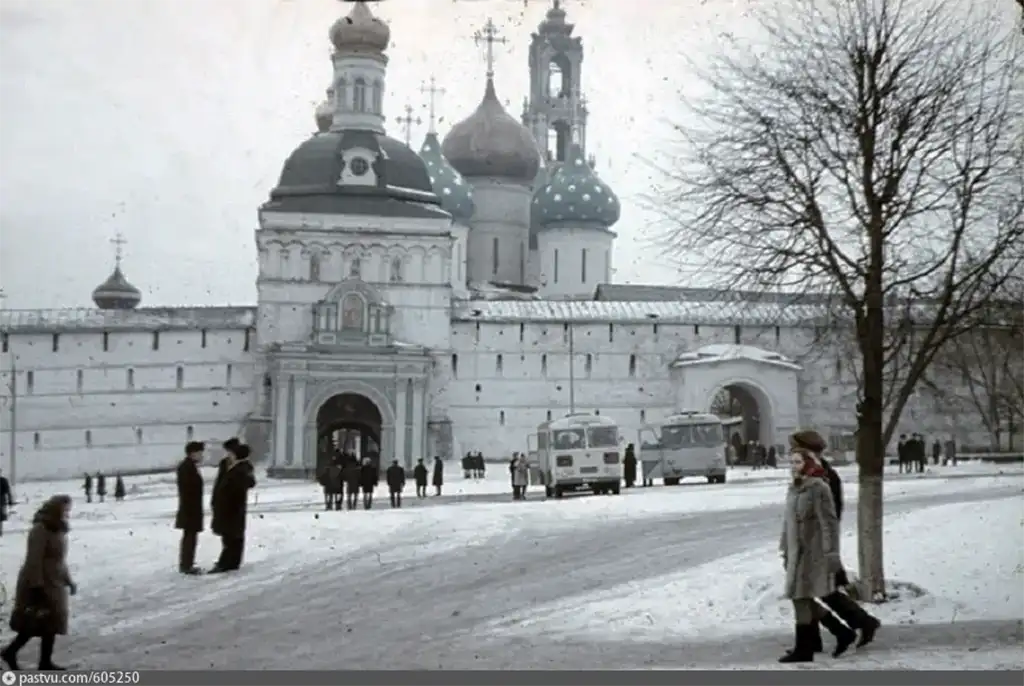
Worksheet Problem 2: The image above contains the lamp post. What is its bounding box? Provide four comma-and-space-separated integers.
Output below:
567, 320, 576, 414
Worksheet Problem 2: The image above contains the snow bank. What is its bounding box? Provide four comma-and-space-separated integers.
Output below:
486, 496, 1024, 640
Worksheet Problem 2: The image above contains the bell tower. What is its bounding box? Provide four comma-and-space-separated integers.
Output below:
523, 1, 587, 164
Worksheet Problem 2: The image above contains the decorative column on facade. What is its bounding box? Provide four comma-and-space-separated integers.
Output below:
274, 376, 289, 466
394, 378, 408, 466
410, 380, 425, 467
290, 375, 307, 466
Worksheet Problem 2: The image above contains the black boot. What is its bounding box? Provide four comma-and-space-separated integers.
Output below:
38, 634, 65, 671
1, 632, 31, 671
778, 624, 815, 663
820, 611, 856, 657
857, 616, 881, 647
809, 621, 824, 653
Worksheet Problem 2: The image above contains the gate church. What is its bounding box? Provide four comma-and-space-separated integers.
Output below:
0, 2, 983, 480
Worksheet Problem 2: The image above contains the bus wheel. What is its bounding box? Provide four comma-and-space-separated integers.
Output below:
554, 486, 564, 499
664, 477, 680, 487
611, 484, 621, 495
545, 486, 554, 498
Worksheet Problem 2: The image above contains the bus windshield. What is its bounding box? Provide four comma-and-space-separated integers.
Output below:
659, 423, 724, 449
552, 428, 586, 450
587, 426, 619, 448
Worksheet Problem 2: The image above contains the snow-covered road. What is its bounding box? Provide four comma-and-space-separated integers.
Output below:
22, 480, 1017, 670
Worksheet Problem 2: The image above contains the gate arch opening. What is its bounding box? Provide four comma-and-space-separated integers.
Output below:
316, 393, 383, 474
709, 382, 774, 465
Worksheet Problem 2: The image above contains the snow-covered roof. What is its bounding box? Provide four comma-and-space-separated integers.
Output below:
452, 299, 826, 326
0, 306, 256, 333
670, 344, 802, 371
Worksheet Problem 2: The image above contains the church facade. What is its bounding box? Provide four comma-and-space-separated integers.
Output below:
0, 2, 988, 481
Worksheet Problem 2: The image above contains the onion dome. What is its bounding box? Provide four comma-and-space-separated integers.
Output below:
533, 143, 620, 228
441, 79, 541, 182
329, 1, 390, 54
419, 132, 475, 221
92, 265, 141, 310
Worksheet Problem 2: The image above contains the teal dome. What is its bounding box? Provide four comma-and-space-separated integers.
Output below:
533, 144, 620, 229
419, 132, 474, 221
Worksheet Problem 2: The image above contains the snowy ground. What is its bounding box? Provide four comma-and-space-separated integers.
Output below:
0, 464, 1020, 670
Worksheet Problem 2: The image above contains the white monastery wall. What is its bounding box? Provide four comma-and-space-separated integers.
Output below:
0, 328, 257, 481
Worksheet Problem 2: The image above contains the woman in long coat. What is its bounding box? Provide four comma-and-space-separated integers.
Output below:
777, 449, 841, 663
512, 455, 530, 500
1, 494, 77, 671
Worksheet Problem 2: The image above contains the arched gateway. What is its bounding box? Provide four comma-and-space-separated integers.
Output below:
670, 344, 802, 451
304, 381, 396, 475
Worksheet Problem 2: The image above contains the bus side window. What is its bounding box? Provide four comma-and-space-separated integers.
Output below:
537, 432, 548, 450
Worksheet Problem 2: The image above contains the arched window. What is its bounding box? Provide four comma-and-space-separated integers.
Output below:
309, 253, 321, 281
336, 77, 348, 110
341, 293, 366, 331
390, 256, 403, 282
353, 78, 367, 113
349, 257, 362, 279
371, 80, 383, 114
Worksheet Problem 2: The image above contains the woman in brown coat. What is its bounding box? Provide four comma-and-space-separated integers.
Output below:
1, 494, 77, 671
777, 450, 842, 663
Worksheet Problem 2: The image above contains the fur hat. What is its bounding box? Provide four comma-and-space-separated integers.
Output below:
232, 444, 251, 460
185, 441, 206, 455
222, 437, 241, 452
789, 430, 827, 454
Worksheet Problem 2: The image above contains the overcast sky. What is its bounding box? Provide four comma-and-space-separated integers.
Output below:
0, 0, 753, 310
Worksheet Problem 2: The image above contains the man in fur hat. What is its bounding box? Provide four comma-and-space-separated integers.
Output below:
210, 439, 256, 573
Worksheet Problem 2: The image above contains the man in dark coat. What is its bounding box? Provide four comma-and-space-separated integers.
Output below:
896, 434, 909, 473
413, 458, 428, 498
0, 468, 12, 537
386, 460, 406, 508
82, 473, 92, 504
209, 443, 256, 573
175, 441, 206, 575
319, 460, 343, 511
95, 472, 107, 503
432, 456, 444, 496
343, 456, 361, 510
790, 431, 881, 656
359, 458, 379, 510
114, 474, 126, 501
623, 444, 637, 488
931, 439, 942, 466
210, 438, 239, 533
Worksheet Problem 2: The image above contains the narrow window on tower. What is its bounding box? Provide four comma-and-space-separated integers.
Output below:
33, 432, 41, 449
102, 331, 110, 352
371, 80, 383, 114
608, 324, 614, 342
52, 334, 60, 352
76, 370, 84, 394
496, 354, 503, 374
628, 354, 637, 378
1, 333, 7, 353
519, 242, 525, 283
127, 369, 135, 389
492, 237, 499, 276
186, 425, 195, 440
734, 326, 742, 344
135, 428, 143, 444
640, 409, 646, 422
541, 354, 548, 376
451, 354, 459, 379
353, 77, 367, 112
585, 354, 593, 377
546, 410, 552, 421
519, 323, 525, 343
775, 326, 781, 345
581, 248, 588, 284
499, 410, 506, 426
176, 366, 184, 389
201, 329, 208, 348
26, 371, 34, 394
243, 328, 251, 352
152, 331, 160, 351
226, 364, 233, 388
553, 249, 559, 284
85, 430, 92, 448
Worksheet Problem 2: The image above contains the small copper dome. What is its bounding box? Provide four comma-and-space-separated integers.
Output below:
329, 1, 390, 55
92, 266, 142, 310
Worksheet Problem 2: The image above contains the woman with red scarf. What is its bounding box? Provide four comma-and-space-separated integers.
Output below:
777, 448, 853, 662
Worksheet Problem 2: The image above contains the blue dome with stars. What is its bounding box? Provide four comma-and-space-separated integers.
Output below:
419, 132, 475, 221
533, 143, 620, 229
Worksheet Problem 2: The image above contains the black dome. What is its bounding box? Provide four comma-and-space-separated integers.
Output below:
92, 266, 141, 310
263, 130, 449, 219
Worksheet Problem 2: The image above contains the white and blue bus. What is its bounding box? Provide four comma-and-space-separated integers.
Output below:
530, 413, 622, 498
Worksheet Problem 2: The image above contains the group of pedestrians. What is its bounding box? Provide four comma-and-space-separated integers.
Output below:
317, 455, 446, 510
897, 434, 958, 473
81, 471, 126, 503
779, 430, 881, 663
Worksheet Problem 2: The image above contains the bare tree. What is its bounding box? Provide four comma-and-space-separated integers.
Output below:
653, 0, 1023, 599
